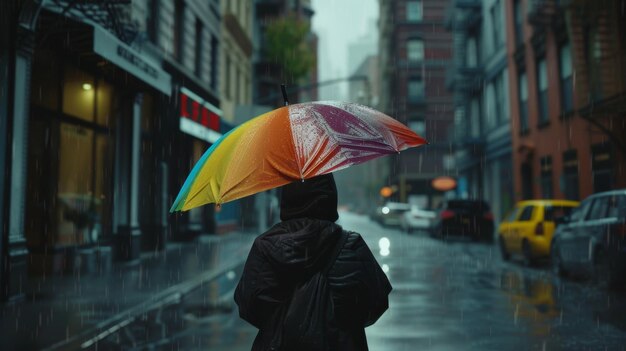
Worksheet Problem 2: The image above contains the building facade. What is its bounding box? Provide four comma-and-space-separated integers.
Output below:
447, 0, 514, 221
219, 0, 255, 230
506, 0, 626, 203
0, 0, 230, 301
253, 0, 317, 107
379, 0, 455, 208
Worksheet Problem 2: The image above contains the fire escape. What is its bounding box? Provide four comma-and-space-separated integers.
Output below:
445, 0, 484, 150
528, 0, 626, 154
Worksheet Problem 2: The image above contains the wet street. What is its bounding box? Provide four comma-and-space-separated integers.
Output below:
68, 211, 626, 350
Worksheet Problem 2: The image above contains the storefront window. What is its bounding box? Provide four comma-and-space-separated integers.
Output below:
95, 134, 113, 241
57, 123, 95, 245
62, 65, 95, 122
96, 79, 115, 127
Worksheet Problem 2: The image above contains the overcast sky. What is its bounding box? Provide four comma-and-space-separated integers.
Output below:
311, 0, 379, 100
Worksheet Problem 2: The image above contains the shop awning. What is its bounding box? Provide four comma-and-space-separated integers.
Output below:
39, 7, 172, 96
92, 26, 171, 95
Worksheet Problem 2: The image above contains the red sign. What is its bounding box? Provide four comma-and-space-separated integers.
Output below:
179, 87, 223, 143
180, 91, 220, 132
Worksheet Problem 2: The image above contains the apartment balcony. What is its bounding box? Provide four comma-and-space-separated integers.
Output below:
445, 0, 482, 31
452, 121, 485, 152
446, 65, 483, 94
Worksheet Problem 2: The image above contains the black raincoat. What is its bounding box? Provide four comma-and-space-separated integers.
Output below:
234, 174, 392, 351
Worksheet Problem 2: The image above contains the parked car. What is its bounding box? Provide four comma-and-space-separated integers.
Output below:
551, 190, 626, 288
400, 205, 436, 233
430, 199, 494, 242
372, 202, 411, 227
498, 200, 579, 265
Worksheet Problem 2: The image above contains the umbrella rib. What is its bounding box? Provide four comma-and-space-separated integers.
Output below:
286, 106, 305, 180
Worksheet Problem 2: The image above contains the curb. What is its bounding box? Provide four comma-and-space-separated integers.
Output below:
43, 234, 253, 350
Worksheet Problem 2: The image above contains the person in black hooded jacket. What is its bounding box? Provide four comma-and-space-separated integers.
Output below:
234, 173, 392, 351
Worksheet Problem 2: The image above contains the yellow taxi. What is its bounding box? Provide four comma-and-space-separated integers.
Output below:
498, 200, 579, 265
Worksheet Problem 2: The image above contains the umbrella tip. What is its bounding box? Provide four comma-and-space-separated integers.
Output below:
281, 84, 289, 106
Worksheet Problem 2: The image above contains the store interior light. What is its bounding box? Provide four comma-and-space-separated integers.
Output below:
82, 83, 93, 91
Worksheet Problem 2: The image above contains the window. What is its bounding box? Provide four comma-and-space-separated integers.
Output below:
521, 162, 533, 199
406, 1, 423, 22
559, 42, 573, 112
495, 72, 506, 124
537, 58, 548, 124
407, 39, 424, 61
485, 83, 496, 129
236, 68, 241, 103
592, 143, 613, 192
607, 195, 625, 218
570, 199, 592, 222
544, 206, 574, 222
408, 119, 426, 135
587, 198, 609, 220
562, 150, 579, 200
147, 0, 160, 44
490, 0, 503, 49
194, 18, 203, 77
408, 78, 425, 103
225, 53, 231, 99
540, 155, 553, 198
513, 0, 523, 46
470, 98, 480, 137
173, 0, 185, 62
518, 206, 534, 221
585, 26, 603, 100
518, 71, 529, 132
62, 65, 95, 122
466, 38, 478, 67
210, 35, 218, 91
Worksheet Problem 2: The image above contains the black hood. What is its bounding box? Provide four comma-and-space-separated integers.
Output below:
280, 173, 338, 222
255, 218, 342, 276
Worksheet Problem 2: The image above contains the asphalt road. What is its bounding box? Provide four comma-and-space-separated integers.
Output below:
96, 211, 626, 351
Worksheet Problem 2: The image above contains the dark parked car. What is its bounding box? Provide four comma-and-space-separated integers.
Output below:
430, 199, 494, 242
551, 190, 626, 288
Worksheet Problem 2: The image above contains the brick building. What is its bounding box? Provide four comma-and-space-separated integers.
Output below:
379, 0, 455, 208
506, 0, 626, 202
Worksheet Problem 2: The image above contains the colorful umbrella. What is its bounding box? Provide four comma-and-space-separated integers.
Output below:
171, 101, 427, 212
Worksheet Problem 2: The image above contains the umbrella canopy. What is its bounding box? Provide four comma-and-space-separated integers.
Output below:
171, 101, 427, 212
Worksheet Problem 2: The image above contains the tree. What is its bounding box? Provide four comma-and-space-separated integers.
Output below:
265, 15, 315, 83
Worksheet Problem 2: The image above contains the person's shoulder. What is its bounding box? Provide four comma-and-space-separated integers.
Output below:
340, 230, 365, 250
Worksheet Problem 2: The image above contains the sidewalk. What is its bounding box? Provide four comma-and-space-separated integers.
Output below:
0, 232, 255, 350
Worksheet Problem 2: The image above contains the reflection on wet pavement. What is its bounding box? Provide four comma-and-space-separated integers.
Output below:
339, 212, 626, 351
84, 264, 254, 351
46, 212, 626, 350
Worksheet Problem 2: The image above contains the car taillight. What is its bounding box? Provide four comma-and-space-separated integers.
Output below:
535, 222, 544, 235
484, 212, 494, 221
441, 210, 455, 220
